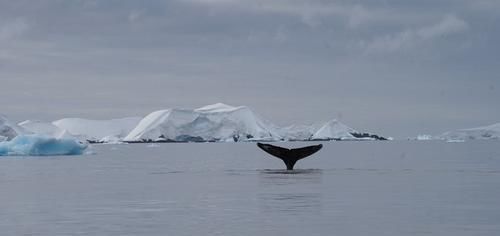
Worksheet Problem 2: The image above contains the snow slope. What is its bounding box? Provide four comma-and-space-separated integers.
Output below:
0, 115, 24, 141
311, 119, 357, 140
53, 117, 142, 142
124, 103, 281, 142
439, 123, 500, 141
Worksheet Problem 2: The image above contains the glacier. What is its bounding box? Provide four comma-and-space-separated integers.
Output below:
0, 134, 87, 156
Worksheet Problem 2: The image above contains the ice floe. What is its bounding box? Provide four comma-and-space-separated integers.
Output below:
0, 134, 87, 156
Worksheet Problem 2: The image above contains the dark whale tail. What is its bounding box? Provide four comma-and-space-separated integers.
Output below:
257, 143, 323, 170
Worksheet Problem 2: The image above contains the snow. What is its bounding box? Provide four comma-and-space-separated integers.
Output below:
124, 104, 383, 142
18, 120, 73, 139
124, 103, 281, 142
53, 117, 142, 142
311, 119, 357, 140
439, 123, 500, 141
3, 103, 386, 143
278, 123, 323, 141
416, 134, 433, 140
0, 115, 24, 141
446, 139, 465, 143
0, 134, 87, 156
194, 102, 240, 113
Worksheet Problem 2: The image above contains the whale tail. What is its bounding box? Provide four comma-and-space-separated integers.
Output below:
257, 143, 323, 170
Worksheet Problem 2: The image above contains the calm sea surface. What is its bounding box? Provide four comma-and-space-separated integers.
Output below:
1, 141, 499, 236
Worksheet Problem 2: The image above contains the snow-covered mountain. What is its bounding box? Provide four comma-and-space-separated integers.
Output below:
53, 117, 142, 143
124, 103, 281, 142
0, 115, 24, 141
439, 123, 500, 141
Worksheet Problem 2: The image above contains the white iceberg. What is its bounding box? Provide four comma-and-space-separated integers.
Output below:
416, 134, 434, 140
0, 134, 87, 156
53, 117, 142, 142
124, 103, 282, 142
18, 120, 74, 139
3, 103, 388, 143
439, 123, 500, 141
124, 104, 387, 142
278, 123, 323, 141
311, 119, 357, 140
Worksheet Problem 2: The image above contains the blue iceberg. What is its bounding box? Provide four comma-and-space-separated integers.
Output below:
0, 135, 88, 156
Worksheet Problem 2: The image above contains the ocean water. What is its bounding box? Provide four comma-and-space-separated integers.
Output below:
1, 141, 499, 236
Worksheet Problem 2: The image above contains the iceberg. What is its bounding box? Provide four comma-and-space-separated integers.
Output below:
124, 104, 386, 143
278, 123, 323, 141
53, 117, 142, 142
416, 134, 433, 140
124, 103, 282, 142
439, 123, 500, 141
0, 115, 24, 141
310, 119, 387, 141
3, 103, 388, 143
18, 120, 73, 139
311, 119, 357, 140
0, 134, 87, 156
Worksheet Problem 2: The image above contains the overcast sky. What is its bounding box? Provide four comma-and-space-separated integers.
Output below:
0, 0, 499, 138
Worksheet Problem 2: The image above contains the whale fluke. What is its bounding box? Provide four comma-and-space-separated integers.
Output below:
257, 143, 323, 170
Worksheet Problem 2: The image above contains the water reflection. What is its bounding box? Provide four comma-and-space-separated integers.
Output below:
258, 169, 323, 214
149, 170, 184, 175
258, 193, 322, 214
260, 169, 323, 175
258, 169, 323, 185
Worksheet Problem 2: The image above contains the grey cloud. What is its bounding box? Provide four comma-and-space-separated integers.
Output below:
181, 0, 384, 28
364, 15, 469, 53
417, 15, 468, 39
0, 18, 29, 41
